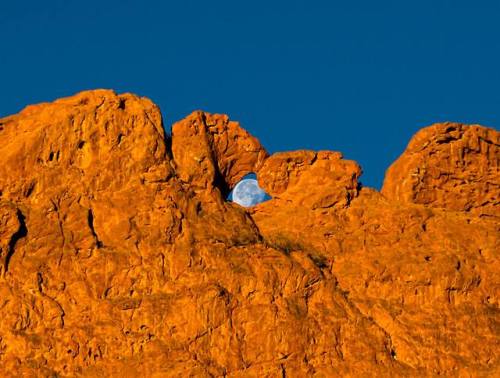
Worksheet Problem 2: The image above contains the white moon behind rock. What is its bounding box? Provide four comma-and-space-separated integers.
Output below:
232, 178, 267, 207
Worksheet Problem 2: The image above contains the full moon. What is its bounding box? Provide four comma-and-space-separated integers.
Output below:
232, 178, 267, 207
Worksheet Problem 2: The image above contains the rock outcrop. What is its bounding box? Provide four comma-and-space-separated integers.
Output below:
382, 122, 499, 217
0, 90, 498, 377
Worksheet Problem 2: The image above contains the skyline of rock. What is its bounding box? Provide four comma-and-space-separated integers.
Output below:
0, 90, 498, 376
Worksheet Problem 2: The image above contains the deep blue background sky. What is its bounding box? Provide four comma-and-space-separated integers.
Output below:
1, 1, 499, 188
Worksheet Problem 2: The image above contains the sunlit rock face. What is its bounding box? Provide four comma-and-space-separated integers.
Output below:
0, 90, 498, 377
382, 122, 499, 217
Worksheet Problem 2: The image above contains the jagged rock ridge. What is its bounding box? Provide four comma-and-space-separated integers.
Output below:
0, 90, 498, 377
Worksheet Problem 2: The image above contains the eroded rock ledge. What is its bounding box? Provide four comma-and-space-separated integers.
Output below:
0, 90, 498, 377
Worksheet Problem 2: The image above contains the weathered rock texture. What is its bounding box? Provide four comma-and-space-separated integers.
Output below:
382, 122, 499, 217
0, 90, 498, 377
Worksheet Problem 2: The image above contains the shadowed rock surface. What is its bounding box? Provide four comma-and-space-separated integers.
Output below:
0, 90, 498, 377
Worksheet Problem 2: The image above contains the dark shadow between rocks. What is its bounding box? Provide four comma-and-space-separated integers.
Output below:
5, 210, 27, 273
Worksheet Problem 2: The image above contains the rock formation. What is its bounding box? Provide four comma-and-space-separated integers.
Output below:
382, 122, 499, 217
0, 90, 498, 377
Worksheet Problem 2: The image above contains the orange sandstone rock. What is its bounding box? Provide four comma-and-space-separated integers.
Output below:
382, 122, 499, 217
171, 111, 268, 193
0, 90, 498, 377
257, 150, 361, 209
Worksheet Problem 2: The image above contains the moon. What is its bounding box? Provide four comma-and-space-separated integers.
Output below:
232, 178, 267, 207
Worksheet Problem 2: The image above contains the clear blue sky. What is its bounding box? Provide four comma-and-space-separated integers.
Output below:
1, 1, 499, 188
